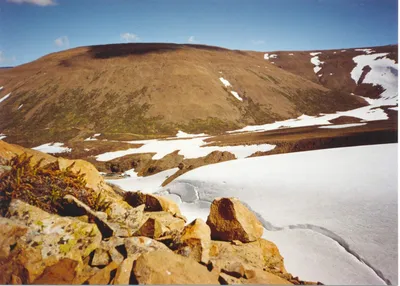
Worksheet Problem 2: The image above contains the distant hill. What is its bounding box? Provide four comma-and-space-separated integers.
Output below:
0, 43, 396, 145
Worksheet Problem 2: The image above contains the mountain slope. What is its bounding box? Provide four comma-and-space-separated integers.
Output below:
256, 44, 398, 99
0, 43, 366, 145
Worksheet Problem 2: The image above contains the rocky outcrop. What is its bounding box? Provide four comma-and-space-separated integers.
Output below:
0, 147, 321, 285
206, 197, 264, 242
0, 200, 102, 283
133, 250, 219, 284
175, 218, 211, 264
124, 191, 182, 216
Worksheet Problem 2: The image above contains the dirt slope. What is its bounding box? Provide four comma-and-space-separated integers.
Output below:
0, 43, 366, 145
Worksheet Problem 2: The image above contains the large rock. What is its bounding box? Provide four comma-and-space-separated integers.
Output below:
63, 195, 145, 237
135, 211, 185, 239
57, 158, 119, 199
91, 236, 125, 266
206, 197, 263, 242
124, 236, 170, 259
4, 200, 102, 282
133, 251, 219, 284
176, 218, 211, 264
0, 218, 27, 258
87, 261, 119, 285
32, 258, 79, 285
113, 257, 135, 285
125, 191, 182, 216
105, 201, 145, 237
63, 195, 114, 238
209, 239, 287, 278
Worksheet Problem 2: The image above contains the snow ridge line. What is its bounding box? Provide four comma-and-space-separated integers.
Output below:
241, 202, 391, 285
159, 181, 390, 285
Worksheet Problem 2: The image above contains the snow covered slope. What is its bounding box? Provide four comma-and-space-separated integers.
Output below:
159, 144, 398, 285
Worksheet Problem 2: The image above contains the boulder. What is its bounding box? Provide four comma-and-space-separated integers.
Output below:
63, 195, 145, 237
32, 258, 79, 285
209, 239, 287, 278
91, 237, 125, 266
87, 261, 119, 285
176, 218, 211, 264
143, 211, 185, 234
242, 269, 293, 284
124, 236, 170, 259
57, 158, 119, 199
134, 217, 164, 238
71, 257, 100, 285
125, 191, 182, 216
63, 195, 114, 238
105, 201, 145, 237
206, 197, 263, 242
91, 248, 110, 267
113, 257, 135, 285
133, 251, 219, 284
5, 200, 102, 282
0, 217, 27, 258
219, 272, 242, 284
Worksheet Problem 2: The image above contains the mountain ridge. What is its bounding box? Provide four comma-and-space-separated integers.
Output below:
0, 43, 396, 145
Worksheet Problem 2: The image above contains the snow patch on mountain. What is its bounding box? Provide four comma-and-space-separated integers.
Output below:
264, 53, 278, 60
32, 142, 72, 154
0, 93, 11, 104
219, 77, 231, 87
350, 52, 398, 105
84, 133, 101, 141
107, 167, 179, 193
96, 136, 275, 162
319, 123, 367, 129
230, 91, 243, 101
310, 53, 324, 74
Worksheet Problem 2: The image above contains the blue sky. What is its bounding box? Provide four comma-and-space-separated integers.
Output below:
0, 0, 398, 67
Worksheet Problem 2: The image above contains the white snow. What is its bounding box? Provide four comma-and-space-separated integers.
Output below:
389, 107, 398, 111
96, 136, 275, 162
333, 51, 337, 54
341, 50, 346, 52
84, 133, 101, 141
160, 144, 397, 285
32, 142, 72, 154
0, 86, 3, 91
106, 167, 179, 193
329, 73, 333, 76
271, 62, 275, 64
264, 53, 278, 60
310, 54, 324, 74
0, 134, 6, 140
319, 123, 367, 129
0, 93, 11, 104
350, 52, 398, 105
174, 130, 208, 138
230, 91, 243, 101
18, 104, 23, 110
318, 74, 322, 77
289, 53, 294, 56
355, 48, 375, 54
219, 77, 231, 87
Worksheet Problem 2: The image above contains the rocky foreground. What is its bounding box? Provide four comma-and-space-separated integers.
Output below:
0, 141, 322, 285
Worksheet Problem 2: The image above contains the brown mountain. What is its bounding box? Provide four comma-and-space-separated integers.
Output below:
0, 43, 386, 146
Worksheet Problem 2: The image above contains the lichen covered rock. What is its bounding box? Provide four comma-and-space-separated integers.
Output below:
206, 197, 263, 242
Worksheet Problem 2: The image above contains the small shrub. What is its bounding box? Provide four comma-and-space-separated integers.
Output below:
0, 153, 97, 216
